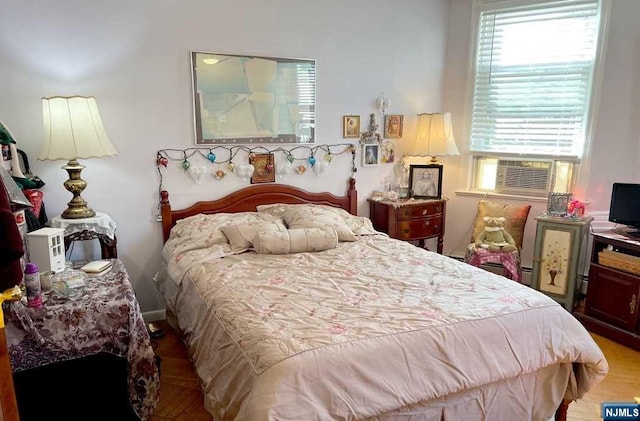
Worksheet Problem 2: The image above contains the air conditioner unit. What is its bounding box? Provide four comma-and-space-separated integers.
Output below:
495, 159, 552, 196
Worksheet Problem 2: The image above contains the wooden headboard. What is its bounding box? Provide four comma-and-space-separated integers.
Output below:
160, 178, 357, 243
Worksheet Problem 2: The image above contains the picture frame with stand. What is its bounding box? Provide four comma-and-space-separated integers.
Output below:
547, 193, 573, 216
409, 164, 443, 199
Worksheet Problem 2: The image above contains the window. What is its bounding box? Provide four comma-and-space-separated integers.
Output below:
469, 0, 605, 194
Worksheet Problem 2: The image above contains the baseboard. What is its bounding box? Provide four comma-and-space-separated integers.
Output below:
479, 262, 533, 285
142, 309, 166, 323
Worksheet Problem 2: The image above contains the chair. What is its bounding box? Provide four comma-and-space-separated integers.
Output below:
464, 200, 531, 282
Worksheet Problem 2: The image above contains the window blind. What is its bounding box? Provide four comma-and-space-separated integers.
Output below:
470, 0, 601, 156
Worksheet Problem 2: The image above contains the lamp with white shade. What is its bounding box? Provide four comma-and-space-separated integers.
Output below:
39, 96, 117, 219
407, 112, 459, 163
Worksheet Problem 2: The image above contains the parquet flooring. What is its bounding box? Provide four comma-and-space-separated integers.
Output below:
149, 320, 639, 420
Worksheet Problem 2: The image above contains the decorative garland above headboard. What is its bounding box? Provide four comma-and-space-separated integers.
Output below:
155, 143, 357, 188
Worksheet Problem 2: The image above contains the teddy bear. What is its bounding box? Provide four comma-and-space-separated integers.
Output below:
474, 216, 517, 253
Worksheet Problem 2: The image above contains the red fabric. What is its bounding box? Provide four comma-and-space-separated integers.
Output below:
23, 189, 43, 218
0, 176, 25, 290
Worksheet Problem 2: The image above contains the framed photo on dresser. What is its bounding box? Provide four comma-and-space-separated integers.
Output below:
409, 164, 442, 199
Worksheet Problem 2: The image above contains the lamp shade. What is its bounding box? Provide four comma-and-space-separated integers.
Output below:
39, 96, 117, 161
408, 112, 459, 158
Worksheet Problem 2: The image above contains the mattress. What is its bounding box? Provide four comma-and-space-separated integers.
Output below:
157, 233, 607, 421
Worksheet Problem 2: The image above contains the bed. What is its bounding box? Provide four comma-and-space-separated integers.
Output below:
155, 178, 607, 421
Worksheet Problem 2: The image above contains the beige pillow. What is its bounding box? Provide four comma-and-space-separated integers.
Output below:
256, 203, 290, 219
258, 203, 377, 236
221, 219, 287, 252
285, 207, 356, 241
253, 227, 339, 254
470, 200, 532, 249
163, 212, 270, 261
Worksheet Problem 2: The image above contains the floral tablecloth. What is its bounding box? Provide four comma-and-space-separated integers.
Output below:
3, 259, 159, 420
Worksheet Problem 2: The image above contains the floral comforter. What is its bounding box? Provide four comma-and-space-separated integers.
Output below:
160, 234, 608, 421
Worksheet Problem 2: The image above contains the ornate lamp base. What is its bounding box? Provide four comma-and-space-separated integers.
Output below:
61, 159, 96, 219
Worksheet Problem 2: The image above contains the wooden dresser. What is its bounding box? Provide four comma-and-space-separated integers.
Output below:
368, 198, 446, 254
575, 231, 640, 350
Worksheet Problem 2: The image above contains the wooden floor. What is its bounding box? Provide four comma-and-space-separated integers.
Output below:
149, 320, 640, 421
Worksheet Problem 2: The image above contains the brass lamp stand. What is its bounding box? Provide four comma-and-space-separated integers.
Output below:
61, 159, 95, 219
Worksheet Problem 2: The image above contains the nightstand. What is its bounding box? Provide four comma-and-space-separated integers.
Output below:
5, 259, 159, 420
50, 212, 118, 259
369, 198, 446, 253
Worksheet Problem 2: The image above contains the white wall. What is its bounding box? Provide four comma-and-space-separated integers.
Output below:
0, 0, 450, 312
442, 0, 640, 267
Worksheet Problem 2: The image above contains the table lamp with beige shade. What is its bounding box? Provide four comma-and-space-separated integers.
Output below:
406, 112, 459, 164
396, 112, 460, 196
39, 96, 118, 219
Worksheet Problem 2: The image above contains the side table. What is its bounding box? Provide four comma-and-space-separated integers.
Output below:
4, 259, 159, 420
368, 198, 446, 253
50, 212, 118, 259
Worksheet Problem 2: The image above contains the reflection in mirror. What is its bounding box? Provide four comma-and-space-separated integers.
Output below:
191, 51, 316, 145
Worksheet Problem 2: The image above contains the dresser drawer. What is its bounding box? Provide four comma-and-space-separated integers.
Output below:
396, 216, 443, 240
396, 203, 443, 220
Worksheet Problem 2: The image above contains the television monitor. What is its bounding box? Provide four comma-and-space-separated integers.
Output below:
609, 182, 640, 235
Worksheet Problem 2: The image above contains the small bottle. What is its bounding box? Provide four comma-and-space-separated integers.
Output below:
24, 263, 42, 308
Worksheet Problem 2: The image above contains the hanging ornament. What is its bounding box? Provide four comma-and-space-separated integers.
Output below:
277, 160, 294, 180
207, 152, 216, 163
286, 153, 295, 164
325, 153, 333, 163
227, 161, 236, 172
307, 156, 316, 166
182, 160, 191, 171
213, 169, 226, 180
376, 92, 390, 115
313, 159, 329, 176
187, 165, 207, 184
296, 165, 306, 175
157, 156, 168, 167
237, 163, 255, 182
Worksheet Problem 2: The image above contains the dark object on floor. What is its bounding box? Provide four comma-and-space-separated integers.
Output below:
155, 355, 162, 377
13, 353, 140, 421
147, 322, 166, 339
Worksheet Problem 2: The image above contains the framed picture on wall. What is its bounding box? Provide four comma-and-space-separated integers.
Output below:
409, 164, 443, 199
381, 141, 395, 164
249, 153, 275, 184
362, 144, 380, 166
384, 115, 403, 138
191, 51, 316, 145
343, 115, 360, 138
